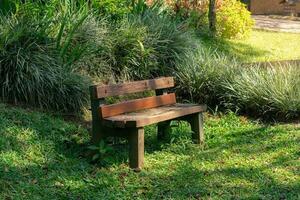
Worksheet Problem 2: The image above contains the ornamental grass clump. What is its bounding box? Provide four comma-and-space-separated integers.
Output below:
175, 46, 237, 106
0, 10, 90, 113
108, 5, 197, 80
175, 46, 300, 119
223, 64, 300, 119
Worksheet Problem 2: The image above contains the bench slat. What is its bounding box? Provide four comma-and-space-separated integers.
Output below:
100, 93, 176, 118
103, 104, 207, 128
91, 77, 174, 99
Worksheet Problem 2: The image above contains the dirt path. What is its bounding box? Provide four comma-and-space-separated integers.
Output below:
253, 15, 300, 33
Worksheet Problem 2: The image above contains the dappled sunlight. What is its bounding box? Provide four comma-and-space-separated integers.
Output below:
0, 104, 299, 199
1, 0, 299, 198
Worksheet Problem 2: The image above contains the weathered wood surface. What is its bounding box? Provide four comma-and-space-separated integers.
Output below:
129, 128, 144, 171
91, 77, 174, 99
90, 76, 206, 171
189, 113, 205, 144
100, 93, 176, 118
89, 87, 106, 143
103, 104, 207, 128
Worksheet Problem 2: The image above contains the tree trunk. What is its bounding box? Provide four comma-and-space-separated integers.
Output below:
208, 0, 217, 33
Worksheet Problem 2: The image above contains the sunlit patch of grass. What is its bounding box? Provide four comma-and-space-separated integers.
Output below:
231, 30, 300, 62
200, 30, 300, 62
0, 104, 299, 199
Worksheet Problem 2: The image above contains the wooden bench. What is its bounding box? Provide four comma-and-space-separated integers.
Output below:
90, 77, 206, 171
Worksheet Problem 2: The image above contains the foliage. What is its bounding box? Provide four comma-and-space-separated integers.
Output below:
216, 0, 254, 39
91, 0, 132, 20
0, 0, 16, 14
0, 6, 90, 113
223, 64, 300, 119
0, 103, 299, 199
163, 0, 209, 17
0, 0, 196, 112
175, 46, 300, 119
60, 1, 195, 81
168, 0, 253, 38
1, 0, 299, 120
88, 140, 113, 165
132, 8, 195, 78
106, 5, 196, 80
175, 46, 236, 105
167, 0, 210, 29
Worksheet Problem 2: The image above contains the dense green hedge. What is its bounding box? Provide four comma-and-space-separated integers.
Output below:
176, 47, 300, 119
0, 0, 299, 119
0, 0, 194, 113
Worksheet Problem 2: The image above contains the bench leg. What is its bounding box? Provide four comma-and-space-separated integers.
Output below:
157, 120, 171, 140
189, 113, 205, 144
128, 128, 144, 171
91, 125, 106, 144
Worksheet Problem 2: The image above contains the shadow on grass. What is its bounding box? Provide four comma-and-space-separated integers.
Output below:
139, 124, 299, 199
162, 160, 300, 199
198, 34, 270, 62
0, 104, 299, 199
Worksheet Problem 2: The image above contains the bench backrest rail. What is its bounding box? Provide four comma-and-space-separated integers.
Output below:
90, 77, 175, 119
100, 93, 176, 118
90, 77, 174, 99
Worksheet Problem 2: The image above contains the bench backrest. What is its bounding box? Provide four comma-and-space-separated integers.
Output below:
90, 77, 176, 118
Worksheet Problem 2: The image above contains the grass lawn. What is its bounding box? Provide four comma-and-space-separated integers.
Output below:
0, 103, 299, 199
200, 30, 300, 62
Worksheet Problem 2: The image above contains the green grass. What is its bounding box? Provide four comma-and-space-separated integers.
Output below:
200, 30, 300, 62
0, 103, 299, 199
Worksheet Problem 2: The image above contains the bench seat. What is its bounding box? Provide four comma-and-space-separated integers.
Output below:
103, 104, 207, 128
90, 77, 207, 171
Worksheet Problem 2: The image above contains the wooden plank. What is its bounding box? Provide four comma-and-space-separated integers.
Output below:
100, 93, 176, 118
103, 104, 207, 128
92, 77, 174, 99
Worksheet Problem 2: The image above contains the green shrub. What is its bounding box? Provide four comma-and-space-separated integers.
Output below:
105, 6, 196, 80
108, 19, 151, 80
0, 11, 90, 113
172, 0, 253, 38
170, 0, 209, 30
175, 46, 236, 105
56, 12, 113, 75
175, 46, 300, 119
0, 0, 16, 14
216, 0, 254, 39
222, 64, 300, 119
91, 0, 132, 20
128, 8, 196, 78
0, 0, 195, 112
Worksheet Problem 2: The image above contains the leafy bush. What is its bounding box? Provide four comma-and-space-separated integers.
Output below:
168, 0, 253, 38
108, 19, 151, 80
0, 0, 196, 112
216, 0, 254, 39
223, 64, 300, 119
56, 11, 113, 76
175, 46, 236, 105
175, 46, 300, 119
91, 0, 132, 20
0, 9, 90, 113
134, 8, 195, 75
170, 0, 209, 29
0, 0, 16, 14
106, 6, 196, 80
